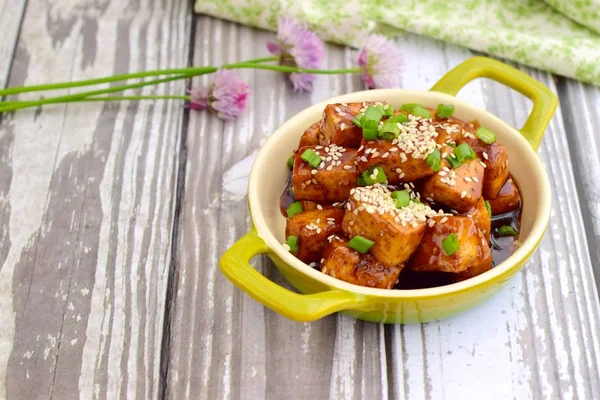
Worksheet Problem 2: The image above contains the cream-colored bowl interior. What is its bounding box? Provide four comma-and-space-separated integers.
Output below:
248, 89, 551, 298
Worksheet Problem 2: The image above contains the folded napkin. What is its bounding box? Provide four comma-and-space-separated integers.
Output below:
195, 0, 600, 86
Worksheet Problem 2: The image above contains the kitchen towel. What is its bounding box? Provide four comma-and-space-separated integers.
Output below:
195, 0, 600, 86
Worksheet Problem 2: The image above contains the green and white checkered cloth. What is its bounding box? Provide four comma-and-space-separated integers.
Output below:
195, 0, 600, 86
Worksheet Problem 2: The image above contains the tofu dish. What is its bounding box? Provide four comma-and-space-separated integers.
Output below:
280, 101, 522, 290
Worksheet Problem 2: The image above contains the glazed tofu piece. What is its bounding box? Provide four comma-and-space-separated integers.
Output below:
298, 201, 346, 212
465, 198, 491, 241
285, 208, 345, 264
409, 215, 491, 273
461, 135, 509, 199
433, 116, 468, 145
487, 177, 520, 215
341, 185, 433, 268
356, 139, 435, 183
452, 256, 493, 282
321, 237, 403, 289
321, 102, 387, 148
421, 159, 484, 212
298, 121, 321, 148
292, 145, 358, 202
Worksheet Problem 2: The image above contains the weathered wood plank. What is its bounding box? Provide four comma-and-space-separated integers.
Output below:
0, 0, 191, 398
166, 16, 389, 400
0, 0, 27, 88
388, 37, 600, 400
556, 80, 600, 287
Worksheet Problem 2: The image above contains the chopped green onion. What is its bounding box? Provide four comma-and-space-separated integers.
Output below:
446, 155, 462, 169
411, 198, 422, 204
300, 149, 322, 168
364, 105, 384, 122
484, 200, 492, 217
454, 143, 477, 164
442, 233, 459, 256
389, 114, 408, 124
286, 201, 303, 218
384, 104, 395, 116
352, 113, 365, 127
358, 175, 367, 186
287, 156, 294, 169
476, 127, 497, 144
286, 235, 299, 254
362, 119, 379, 140
426, 148, 441, 172
411, 105, 431, 119
361, 166, 387, 185
436, 104, 455, 118
375, 104, 386, 116
348, 235, 375, 254
379, 120, 400, 140
497, 225, 518, 237
448, 142, 457, 148
400, 103, 420, 112
392, 190, 410, 208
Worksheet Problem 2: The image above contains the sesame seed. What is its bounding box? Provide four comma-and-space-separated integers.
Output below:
343, 165, 352, 170
326, 165, 333, 171
341, 102, 348, 107
473, 177, 479, 183
440, 217, 448, 223
482, 152, 489, 160
360, 156, 368, 163
335, 106, 341, 113
316, 228, 322, 234
382, 152, 390, 158
480, 161, 487, 168
311, 169, 317, 175
464, 176, 472, 182
317, 204, 323, 210
460, 191, 467, 198
340, 122, 347, 131
439, 171, 447, 176
322, 266, 328, 274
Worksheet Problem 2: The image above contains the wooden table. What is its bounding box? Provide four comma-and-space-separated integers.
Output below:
1, 1, 599, 399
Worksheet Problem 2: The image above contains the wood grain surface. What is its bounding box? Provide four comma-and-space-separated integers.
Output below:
0, 7, 599, 400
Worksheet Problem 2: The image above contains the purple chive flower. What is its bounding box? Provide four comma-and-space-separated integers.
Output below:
357, 35, 403, 89
187, 70, 250, 120
266, 16, 326, 92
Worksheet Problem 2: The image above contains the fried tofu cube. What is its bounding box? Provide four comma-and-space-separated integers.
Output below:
342, 186, 426, 268
461, 134, 509, 199
298, 121, 321, 148
452, 255, 493, 283
356, 139, 435, 183
321, 238, 403, 289
409, 215, 491, 273
464, 198, 491, 241
421, 159, 484, 212
322, 102, 387, 148
487, 177, 520, 215
433, 116, 468, 145
285, 209, 344, 264
292, 145, 358, 202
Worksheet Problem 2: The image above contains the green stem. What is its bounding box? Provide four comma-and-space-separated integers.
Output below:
0, 73, 198, 112
0, 56, 279, 97
2, 95, 190, 106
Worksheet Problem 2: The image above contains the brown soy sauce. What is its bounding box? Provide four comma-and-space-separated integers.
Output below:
279, 173, 522, 289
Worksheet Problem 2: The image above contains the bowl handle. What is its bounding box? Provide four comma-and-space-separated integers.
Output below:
220, 227, 365, 322
430, 56, 558, 150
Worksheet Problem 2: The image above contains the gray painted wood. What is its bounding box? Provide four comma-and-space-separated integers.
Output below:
0, 6, 599, 400
0, 0, 190, 398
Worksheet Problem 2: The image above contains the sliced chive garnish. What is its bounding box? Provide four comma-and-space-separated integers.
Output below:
484, 200, 492, 217
287, 156, 294, 169
358, 175, 367, 186
436, 104, 455, 118
453, 143, 477, 164
379, 120, 400, 140
446, 154, 462, 169
362, 119, 379, 140
389, 114, 408, 124
410, 105, 431, 119
300, 149, 322, 168
375, 104, 386, 116
348, 235, 374, 254
426, 148, 441, 172
392, 190, 410, 208
286, 235, 299, 254
448, 142, 457, 148
286, 201, 303, 218
361, 166, 387, 185
352, 113, 365, 127
400, 103, 420, 112
411, 198, 422, 204
364, 105, 384, 122
497, 225, 518, 237
442, 233, 459, 256
476, 127, 497, 144
384, 104, 394, 116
